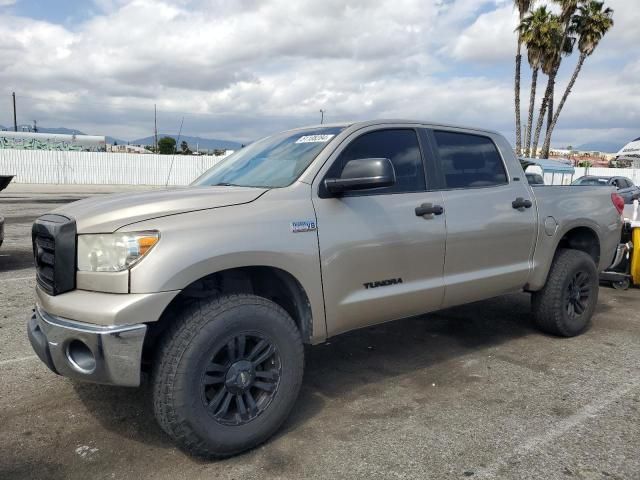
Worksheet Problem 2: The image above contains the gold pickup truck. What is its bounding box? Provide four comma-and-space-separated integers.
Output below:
28, 120, 623, 457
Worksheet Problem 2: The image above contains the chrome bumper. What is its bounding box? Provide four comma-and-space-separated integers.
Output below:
27, 305, 147, 387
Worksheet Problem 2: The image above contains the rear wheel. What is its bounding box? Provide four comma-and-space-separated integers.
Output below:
612, 278, 630, 290
152, 294, 304, 458
531, 249, 599, 337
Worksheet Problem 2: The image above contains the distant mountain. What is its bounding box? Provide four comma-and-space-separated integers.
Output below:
0, 125, 87, 135
0, 125, 241, 151
132, 134, 242, 151
575, 141, 624, 154
106, 136, 127, 145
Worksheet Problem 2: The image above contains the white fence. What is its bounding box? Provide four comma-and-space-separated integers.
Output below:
2, 149, 640, 187
0, 150, 228, 186
573, 167, 640, 185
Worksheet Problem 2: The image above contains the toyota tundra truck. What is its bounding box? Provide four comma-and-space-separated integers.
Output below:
28, 120, 623, 457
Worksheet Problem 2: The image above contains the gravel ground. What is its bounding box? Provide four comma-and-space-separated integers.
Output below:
1, 189, 639, 480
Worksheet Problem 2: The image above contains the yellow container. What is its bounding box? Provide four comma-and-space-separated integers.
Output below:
631, 227, 640, 286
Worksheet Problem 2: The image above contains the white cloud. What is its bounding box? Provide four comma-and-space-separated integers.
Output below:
0, 0, 637, 148
0, 0, 17, 6
448, 4, 518, 63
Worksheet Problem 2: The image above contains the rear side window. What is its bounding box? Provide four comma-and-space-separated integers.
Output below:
335, 129, 425, 194
433, 131, 508, 189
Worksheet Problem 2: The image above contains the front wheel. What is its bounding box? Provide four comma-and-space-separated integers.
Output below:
152, 294, 304, 458
531, 249, 599, 337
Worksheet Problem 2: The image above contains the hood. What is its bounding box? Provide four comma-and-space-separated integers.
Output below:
53, 186, 267, 233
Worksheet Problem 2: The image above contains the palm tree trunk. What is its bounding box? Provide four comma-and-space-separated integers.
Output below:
525, 67, 538, 157
515, 39, 523, 155
547, 90, 554, 134
531, 70, 556, 158
541, 53, 586, 159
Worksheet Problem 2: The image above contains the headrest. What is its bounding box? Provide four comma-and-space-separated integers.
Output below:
451, 151, 485, 170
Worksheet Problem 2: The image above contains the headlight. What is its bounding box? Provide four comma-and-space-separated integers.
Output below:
77, 231, 160, 272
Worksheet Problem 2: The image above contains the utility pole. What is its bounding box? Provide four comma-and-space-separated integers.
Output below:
319, 109, 325, 124
154, 104, 158, 153
12, 92, 17, 132
33, 120, 38, 133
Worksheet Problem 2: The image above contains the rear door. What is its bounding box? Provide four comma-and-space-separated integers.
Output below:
312, 126, 447, 336
426, 128, 537, 308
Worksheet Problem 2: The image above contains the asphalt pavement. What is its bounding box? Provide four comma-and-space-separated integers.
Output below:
1, 188, 639, 480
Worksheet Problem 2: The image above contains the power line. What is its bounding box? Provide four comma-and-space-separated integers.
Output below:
154, 103, 158, 153
12, 92, 17, 132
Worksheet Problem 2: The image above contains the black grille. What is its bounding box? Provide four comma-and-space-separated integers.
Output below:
32, 214, 76, 295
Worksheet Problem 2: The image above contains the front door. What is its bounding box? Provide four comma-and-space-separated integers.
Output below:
313, 127, 447, 336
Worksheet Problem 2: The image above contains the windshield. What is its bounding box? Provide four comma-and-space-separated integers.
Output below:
192, 126, 345, 188
572, 177, 610, 186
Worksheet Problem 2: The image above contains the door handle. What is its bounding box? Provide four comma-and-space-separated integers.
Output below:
512, 197, 533, 209
415, 203, 444, 217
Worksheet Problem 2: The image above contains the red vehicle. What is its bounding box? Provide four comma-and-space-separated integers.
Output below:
0, 175, 14, 247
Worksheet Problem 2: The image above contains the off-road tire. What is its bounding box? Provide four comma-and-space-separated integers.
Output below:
152, 294, 304, 458
532, 249, 599, 337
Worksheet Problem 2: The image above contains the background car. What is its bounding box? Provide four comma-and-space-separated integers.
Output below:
525, 172, 545, 185
571, 175, 640, 203
0, 175, 13, 249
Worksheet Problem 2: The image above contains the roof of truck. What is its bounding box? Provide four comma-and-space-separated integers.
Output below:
285, 119, 502, 137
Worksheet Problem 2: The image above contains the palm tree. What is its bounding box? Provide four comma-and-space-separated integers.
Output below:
530, 0, 579, 157
530, 17, 574, 158
514, 0, 535, 156
540, 1, 614, 158
518, 6, 553, 157
547, 0, 579, 128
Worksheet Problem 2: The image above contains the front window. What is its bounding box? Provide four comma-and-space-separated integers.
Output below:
193, 127, 344, 188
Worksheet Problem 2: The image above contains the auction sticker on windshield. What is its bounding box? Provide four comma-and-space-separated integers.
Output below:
295, 134, 335, 143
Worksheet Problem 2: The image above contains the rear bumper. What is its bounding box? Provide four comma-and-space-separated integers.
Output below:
28, 305, 147, 387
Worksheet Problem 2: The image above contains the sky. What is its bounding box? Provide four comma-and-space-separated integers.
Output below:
0, 0, 638, 149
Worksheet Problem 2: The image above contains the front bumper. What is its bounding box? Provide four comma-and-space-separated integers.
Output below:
28, 305, 147, 387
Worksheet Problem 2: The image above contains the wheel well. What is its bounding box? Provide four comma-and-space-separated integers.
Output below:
556, 227, 600, 265
142, 267, 313, 366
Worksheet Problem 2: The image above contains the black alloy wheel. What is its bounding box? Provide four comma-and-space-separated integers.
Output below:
531, 249, 599, 337
565, 271, 591, 319
153, 294, 304, 458
202, 332, 281, 426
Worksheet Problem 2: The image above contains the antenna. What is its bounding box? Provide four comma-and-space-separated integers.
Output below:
165, 116, 185, 187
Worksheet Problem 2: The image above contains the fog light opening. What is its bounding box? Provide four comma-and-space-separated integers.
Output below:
66, 340, 96, 374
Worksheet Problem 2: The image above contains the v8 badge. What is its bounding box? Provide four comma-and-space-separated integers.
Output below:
291, 220, 317, 233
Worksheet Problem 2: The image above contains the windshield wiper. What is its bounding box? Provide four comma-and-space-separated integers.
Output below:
211, 182, 265, 188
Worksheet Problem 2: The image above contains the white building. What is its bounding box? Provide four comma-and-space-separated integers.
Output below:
108, 144, 152, 154
615, 136, 640, 168
0, 130, 106, 151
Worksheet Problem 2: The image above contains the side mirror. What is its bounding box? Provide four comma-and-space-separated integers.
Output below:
324, 158, 396, 195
